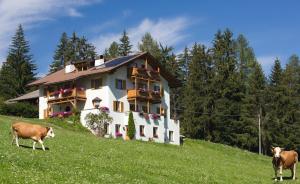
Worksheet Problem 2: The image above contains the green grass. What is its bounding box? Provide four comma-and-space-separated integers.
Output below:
0, 115, 299, 183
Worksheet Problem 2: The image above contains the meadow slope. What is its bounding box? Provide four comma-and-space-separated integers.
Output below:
0, 116, 298, 184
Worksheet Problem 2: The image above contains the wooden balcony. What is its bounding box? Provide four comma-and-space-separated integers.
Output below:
127, 89, 161, 103
149, 70, 160, 81
47, 87, 86, 104
149, 91, 161, 103
127, 89, 149, 100
128, 67, 149, 79
128, 67, 160, 81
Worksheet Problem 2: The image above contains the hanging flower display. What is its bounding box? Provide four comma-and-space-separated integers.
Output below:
151, 113, 160, 120
99, 106, 109, 113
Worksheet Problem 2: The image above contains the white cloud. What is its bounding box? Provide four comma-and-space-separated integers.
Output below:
67, 8, 83, 17
0, 0, 101, 62
92, 17, 191, 54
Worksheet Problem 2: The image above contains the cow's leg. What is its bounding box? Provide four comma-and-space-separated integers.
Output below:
274, 168, 278, 181
38, 139, 45, 151
32, 141, 36, 150
279, 166, 283, 181
15, 135, 19, 147
293, 163, 296, 180
11, 133, 15, 145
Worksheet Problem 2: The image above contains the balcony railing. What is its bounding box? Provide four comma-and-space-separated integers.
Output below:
127, 89, 161, 102
129, 67, 149, 78
127, 89, 149, 99
47, 87, 86, 102
128, 67, 160, 81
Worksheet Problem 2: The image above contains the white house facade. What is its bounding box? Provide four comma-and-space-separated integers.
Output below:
30, 52, 180, 145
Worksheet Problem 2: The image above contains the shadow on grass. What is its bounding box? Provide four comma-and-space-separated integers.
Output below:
19, 144, 50, 151
272, 176, 296, 181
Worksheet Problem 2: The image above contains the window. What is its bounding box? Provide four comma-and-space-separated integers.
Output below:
91, 78, 102, 89
153, 127, 158, 138
115, 124, 120, 133
115, 79, 126, 90
169, 131, 174, 142
130, 104, 135, 111
154, 85, 160, 92
104, 123, 109, 135
156, 107, 161, 114
113, 101, 124, 112
140, 125, 145, 137
138, 83, 147, 89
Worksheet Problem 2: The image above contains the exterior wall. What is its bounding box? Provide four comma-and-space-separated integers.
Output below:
39, 58, 180, 145
39, 87, 47, 119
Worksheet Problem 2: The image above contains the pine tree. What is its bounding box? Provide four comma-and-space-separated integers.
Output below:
211, 29, 244, 146
177, 46, 191, 81
240, 62, 266, 151
127, 111, 135, 139
118, 30, 132, 56
106, 41, 119, 59
49, 32, 68, 73
263, 59, 286, 154
49, 32, 96, 73
0, 25, 36, 99
234, 34, 257, 92
182, 43, 213, 139
138, 32, 161, 60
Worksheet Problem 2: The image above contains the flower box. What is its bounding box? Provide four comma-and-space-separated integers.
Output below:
115, 132, 122, 137
99, 106, 109, 113
138, 88, 147, 93
151, 113, 160, 120
63, 88, 73, 94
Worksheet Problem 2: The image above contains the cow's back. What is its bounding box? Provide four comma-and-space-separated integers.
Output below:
12, 122, 44, 139
281, 151, 298, 169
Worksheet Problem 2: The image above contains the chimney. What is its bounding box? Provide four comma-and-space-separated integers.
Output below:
95, 55, 105, 67
65, 61, 76, 73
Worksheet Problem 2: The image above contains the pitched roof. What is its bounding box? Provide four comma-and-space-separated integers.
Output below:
5, 90, 39, 103
28, 52, 180, 87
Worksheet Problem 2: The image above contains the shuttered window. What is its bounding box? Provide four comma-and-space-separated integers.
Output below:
115, 79, 126, 90
113, 101, 124, 112
91, 78, 103, 89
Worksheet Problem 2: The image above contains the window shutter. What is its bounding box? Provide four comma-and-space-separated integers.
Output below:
122, 80, 126, 90
99, 78, 103, 87
113, 101, 117, 111
91, 79, 94, 89
121, 102, 124, 112
160, 86, 164, 96
115, 79, 118, 89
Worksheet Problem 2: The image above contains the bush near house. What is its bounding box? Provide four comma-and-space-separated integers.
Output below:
0, 102, 38, 118
85, 111, 113, 136
127, 111, 135, 139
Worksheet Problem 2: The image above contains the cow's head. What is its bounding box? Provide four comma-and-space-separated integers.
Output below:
272, 146, 284, 159
46, 127, 55, 138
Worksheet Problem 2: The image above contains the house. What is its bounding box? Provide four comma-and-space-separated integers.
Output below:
28, 52, 180, 145
5, 89, 39, 105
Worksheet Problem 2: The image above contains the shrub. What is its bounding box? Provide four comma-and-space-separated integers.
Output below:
85, 111, 113, 137
127, 111, 135, 139
0, 102, 38, 118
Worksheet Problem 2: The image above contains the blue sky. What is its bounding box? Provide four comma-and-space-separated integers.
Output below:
0, 0, 300, 76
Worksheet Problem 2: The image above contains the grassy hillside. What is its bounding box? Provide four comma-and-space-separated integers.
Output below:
0, 116, 298, 183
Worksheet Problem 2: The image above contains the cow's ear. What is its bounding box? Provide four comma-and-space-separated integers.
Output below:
271, 146, 275, 153
46, 127, 50, 131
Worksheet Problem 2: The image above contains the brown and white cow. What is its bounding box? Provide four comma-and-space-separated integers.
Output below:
272, 146, 298, 181
11, 122, 55, 151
